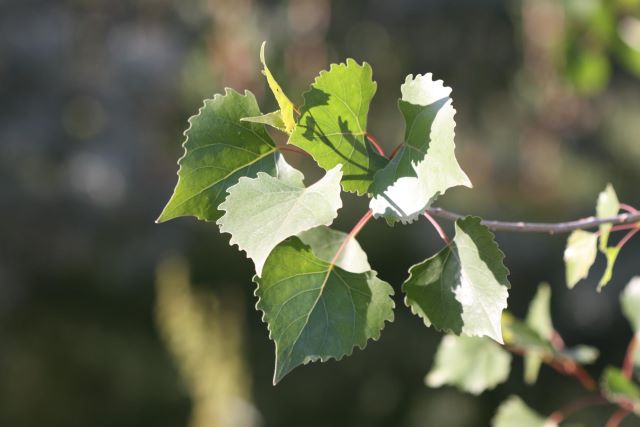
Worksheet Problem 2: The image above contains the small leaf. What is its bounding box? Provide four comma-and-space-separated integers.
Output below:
621, 277, 640, 333
242, 110, 287, 132
218, 161, 343, 276
370, 74, 471, 224
289, 59, 387, 195
601, 366, 640, 415
403, 216, 510, 342
524, 283, 553, 384
502, 313, 598, 365
596, 183, 620, 250
426, 335, 511, 395
260, 42, 296, 134
158, 89, 277, 223
598, 246, 621, 291
255, 236, 394, 384
564, 230, 598, 289
297, 226, 370, 273
492, 395, 556, 427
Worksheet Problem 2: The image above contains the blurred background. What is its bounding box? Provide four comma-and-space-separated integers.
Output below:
2, 0, 640, 426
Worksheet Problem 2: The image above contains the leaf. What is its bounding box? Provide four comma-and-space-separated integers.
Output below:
524, 283, 553, 384
158, 89, 277, 223
241, 110, 287, 133
259, 42, 296, 134
403, 216, 510, 343
289, 59, 388, 195
369, 74, 471, 224
601, 366, 640, 415
598, 246, 621, 291
502, 313, 598, 365
492, 396, 556, 427
426, 334, 511, 395
218, 160, 343, 276
596, 183, 620, 250
255, 236, 394, 384
297, 226, 370, 273
564, 230, 598, 289
596, 184, 620, 290
621, 277, 640, 333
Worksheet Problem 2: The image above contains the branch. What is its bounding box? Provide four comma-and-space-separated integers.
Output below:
426, 208, 640, 234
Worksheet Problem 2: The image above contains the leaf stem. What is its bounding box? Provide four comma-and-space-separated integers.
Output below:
426, 208, 640, 234
423, 212, 451, 245
328, 210, 374, 269
616, 226, 640, 250
276, 145, 310, 156
620, 203, 638, 214
389, 143, 403, 159
365, 132, 387, 158
547, 395, 608, 424
605, 408, 632, 427
622, 335, 638, 379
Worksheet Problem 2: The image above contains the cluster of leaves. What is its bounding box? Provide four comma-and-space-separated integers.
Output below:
563, 183, 634, 291
427, 278, 640, 426
157, 42, 640, 427
158, 43, 510, 384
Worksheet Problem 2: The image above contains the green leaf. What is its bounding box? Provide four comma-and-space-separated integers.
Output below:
297, 226, 370, 273
596, 183, 620, 250
241, 110, 287, 133
370, 73, 471, 224
492, 396, 555, 427
255, 236, 394, 384
622, 277, 640, 333
601, 367, 640, 415
158, 89, 277, 223
524, 283, 553, 384
596, 184, 620, 290
218, 159, 343, 276
598, 246, 621, 291
289, 59, 387, 195
259, 42, 296, 134
403, 216, 510, 342
426, 335, 511, 395
502, 313, 598, 365
564, 230, 598, 289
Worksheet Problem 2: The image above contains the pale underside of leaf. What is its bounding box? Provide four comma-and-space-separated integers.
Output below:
370, 73, 471, 224
492, 396, 556, 427
426, 334, 511, 395
218, 162, 343, 276
621, 277, 640, 333
255, 237, 394, 384
402, 216, 510, 343
288, 59, 388, 195
297, 226, 371, 274
564, 230, 598, 289
157, 89, 277, 223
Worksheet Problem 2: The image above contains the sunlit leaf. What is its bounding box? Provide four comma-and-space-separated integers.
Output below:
158, 89, 277, 222
564, 230, 598, 289
492, 395, 556, 427
426, 334, 511, 395
218, 160, 343, 276
289, 59, 387, 195
403, 216, 510, 342
370, 73, 471, 224
524, 283, 553, 384
596, 183, 620, 250
242, 110, 287, 133
259, 42, 296, 134
255, 236, 394, 384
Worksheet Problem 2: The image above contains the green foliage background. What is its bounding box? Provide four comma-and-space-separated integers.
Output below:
2, 0, 640, 426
